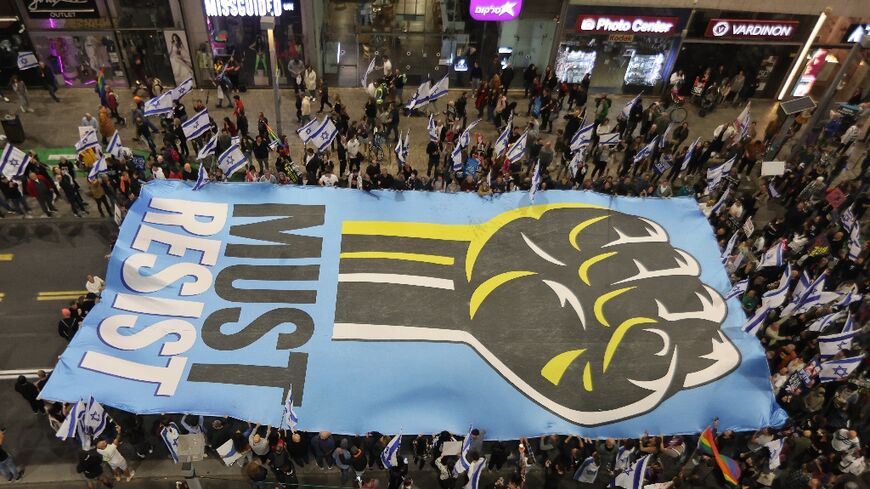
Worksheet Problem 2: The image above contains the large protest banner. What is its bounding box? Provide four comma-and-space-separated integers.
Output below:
42, 182, 786, 438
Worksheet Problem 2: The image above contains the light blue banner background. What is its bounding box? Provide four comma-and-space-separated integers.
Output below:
42, 181, 787, 438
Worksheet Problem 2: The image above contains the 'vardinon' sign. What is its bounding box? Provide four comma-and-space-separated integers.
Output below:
42, 182, 786, 438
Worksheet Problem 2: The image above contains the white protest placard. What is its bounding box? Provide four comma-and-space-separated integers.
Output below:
761, 161, 785, 177
743, 218, 755, 237
441, 441, 462, 456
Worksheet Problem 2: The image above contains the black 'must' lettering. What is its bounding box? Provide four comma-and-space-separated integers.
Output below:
202, 307, 314, 351
225, 204, 325, 259
215, 264, 319, 303
187, 352, 308, 404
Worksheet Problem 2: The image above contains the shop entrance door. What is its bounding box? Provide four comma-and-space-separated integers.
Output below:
117, 31, 173, 87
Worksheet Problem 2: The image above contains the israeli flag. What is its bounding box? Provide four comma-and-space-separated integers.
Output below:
612, 453, 651, 489
217, 143, 247, 178
406, 81, 431, 110
598, 132, 621, 147
192, 164, 209, 191
171, 77, 194, 101
427, 114, 439, 142
529, 159, 541, 202
741, 305, 770, 336
660, 123, 675, 148
735, 101, 752, 140
764, 439, 784, 470
719, 228, 737, 264
17, 51, 38, 70
761, 263, 791, 309
296, 117, 320, 144
819, 355, 865, 383
453, 426, 474, 475
835, 290, 862, 308
467, 458, 486, 489
633, 136, 658, 164
504, 131, 528, 163
380, 433, 402, 470
88, 156, 108, 182
792, 271, 828, 313
620, 93, 642, 119
451, 144, 464, 172
847, 223, 861, 261
394, 133, 406, 167
83, 396, 108, 439
493, 116, 512, 158
160, 422, 181, 463
756, 241, 784, 269
196, 134, 218, 161
401, 130, 410, 164
182, 109, 211, 140
791, 271, 811, 303
807, 310, 845, 333
55, 400, 85, 440
106, 130, 123, 159
652, 154, 672, 175
144, 92, 173, 117
681, 137, 700, 170
458, 119, 481, 149
0, 144, 31, 179
217, 438, 244, 466
568, 149, 584, 179
841, 205, 856, 233
570, 120, 594, 151
768, 181, 781, 199
282, 384, 299, 430
711, 188, 731, 217
361, 57, 377, 88
573, 456, 600, 483
427, 75, 449, 102
724, 278, 748, 300
309, 117, 339, 152
75, 129, 101, 156
819, 319, 858, 359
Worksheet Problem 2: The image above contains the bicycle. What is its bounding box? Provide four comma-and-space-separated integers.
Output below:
370, 129, 386, 162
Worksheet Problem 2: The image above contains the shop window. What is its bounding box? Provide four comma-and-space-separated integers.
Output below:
29, 32, 127, 88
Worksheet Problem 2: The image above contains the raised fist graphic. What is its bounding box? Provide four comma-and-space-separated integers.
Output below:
334, 204, 739, 426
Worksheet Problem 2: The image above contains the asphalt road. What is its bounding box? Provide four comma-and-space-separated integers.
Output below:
0, 217, 116, 466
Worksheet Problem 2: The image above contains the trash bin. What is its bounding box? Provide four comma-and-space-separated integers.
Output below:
1, 113, 25, 144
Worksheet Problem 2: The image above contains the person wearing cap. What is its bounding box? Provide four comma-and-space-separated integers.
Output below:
349, 445, 367, 479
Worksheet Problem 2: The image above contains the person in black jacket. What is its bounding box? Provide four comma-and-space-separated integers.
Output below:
14, 376, 43, 414
77, 449, 112, 488
58, 308, 78, 342
253, 136, 271, 173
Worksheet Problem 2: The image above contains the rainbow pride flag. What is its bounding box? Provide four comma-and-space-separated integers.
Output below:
698, 427, 741, 486
95, 68, 106, 105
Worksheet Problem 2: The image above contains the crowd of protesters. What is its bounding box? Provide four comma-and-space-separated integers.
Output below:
1, 58, 869, 489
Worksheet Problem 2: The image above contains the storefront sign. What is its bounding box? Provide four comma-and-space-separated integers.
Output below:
842, 23, 870, 44
608, 33, 635, 42
26, 0, 100, 18
705, 19, 799, 39
469, 0, 523, 22
203, 0, 295, 17
575, 15, 678, 36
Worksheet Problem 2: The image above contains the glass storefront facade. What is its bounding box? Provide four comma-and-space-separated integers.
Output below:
204, 6, 304, 88
556, 7, 690, 95
13, 0, 190, 88
674, 10, 818, 99
320, 0, 559, 87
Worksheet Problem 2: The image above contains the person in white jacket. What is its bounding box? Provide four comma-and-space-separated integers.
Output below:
305, 66, 317, 99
